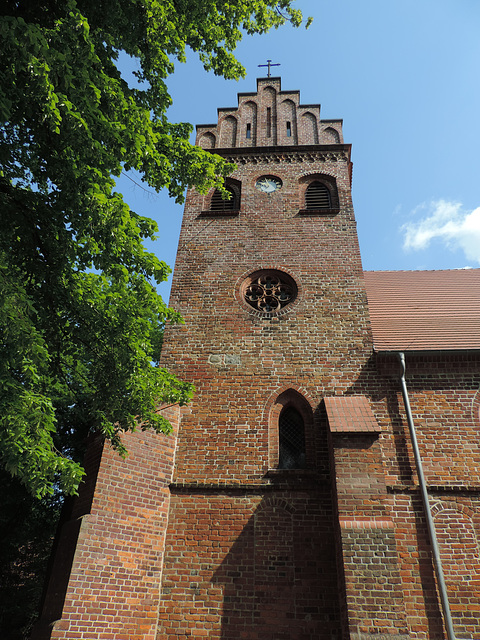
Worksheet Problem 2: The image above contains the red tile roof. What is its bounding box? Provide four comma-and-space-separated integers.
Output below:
364, 269, 480, 351
324, 396, 381, 433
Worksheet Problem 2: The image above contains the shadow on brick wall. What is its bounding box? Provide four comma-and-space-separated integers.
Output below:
210, 492, 342, 640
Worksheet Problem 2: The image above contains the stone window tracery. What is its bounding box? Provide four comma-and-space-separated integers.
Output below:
243, 270, 297, 314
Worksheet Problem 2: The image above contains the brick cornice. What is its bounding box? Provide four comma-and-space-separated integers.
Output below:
210, 144, 351, 165
168, 480, 324, 494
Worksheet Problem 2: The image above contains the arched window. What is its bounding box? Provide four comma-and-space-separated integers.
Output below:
305, 181, 331, 209
267, 388, 314, 471
202, 179, 241, 216
209, 184, 240, 213
298, 174, 339, 216
278, 406, 306, 469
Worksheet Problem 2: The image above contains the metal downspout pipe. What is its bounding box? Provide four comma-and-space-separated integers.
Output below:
397, 352, 456, 640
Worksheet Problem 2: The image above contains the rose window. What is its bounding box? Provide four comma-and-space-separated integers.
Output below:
243, 270, 297, 314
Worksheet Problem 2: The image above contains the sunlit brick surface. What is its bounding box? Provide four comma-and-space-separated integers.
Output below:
34, 78, 480, 640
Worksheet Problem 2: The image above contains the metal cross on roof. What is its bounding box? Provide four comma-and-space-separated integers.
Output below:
258, 60, 280, 77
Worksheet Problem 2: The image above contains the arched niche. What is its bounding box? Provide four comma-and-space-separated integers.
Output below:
300, 112, 319, 145
198, 132, 216, 149
219, 115, 237, 148
433, 502, 480, 635
254, 497, 295, 585
262, 86, 277, 144
241, 100, 257, 146
323, 126, 340, 144
280, 98, 297, 144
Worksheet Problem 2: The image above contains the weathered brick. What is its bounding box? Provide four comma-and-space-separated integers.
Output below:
32, 77, 480, 640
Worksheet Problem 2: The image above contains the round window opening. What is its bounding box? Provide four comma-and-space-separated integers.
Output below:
242, 270, 298, 314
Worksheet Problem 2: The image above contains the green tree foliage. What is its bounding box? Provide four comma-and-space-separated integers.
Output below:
0, 1, 309, 499
0, 469, 61, 639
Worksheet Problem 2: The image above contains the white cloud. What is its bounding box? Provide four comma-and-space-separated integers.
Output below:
402, 200, 480, 264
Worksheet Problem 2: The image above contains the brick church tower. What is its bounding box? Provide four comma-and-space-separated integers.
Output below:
33, 77, 480, 640
156, 76, 371, 638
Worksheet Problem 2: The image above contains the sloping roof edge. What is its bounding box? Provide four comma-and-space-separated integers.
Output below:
364, 269, 480, 352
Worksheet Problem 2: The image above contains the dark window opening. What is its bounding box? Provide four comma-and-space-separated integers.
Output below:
246, 123, 251, 139
305, 181, 331, 209
267, 108, 272, 138
210, 186, 236, 211
278, 406, 306, 469
286, 121, 292, 137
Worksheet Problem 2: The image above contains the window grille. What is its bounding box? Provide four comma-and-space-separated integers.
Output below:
305, 181, 331, 209
210, 186, 236, 211
278, 407, 306, 469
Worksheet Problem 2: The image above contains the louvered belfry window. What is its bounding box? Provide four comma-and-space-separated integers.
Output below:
210, 186, 236, 211
305, 181, 331, 209
278, 406, 306, 469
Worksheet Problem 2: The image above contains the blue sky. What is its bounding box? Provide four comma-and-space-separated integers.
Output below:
117, 0, 480, 302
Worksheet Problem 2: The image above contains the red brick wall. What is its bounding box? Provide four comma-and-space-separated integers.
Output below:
159, 74, 480, 637
376, 353, 480, 639
32, 405, 180, 640
32, 79, 480, 640
197, 77, 343, 149
157, 489, 340, 639
158, 81, 375, 639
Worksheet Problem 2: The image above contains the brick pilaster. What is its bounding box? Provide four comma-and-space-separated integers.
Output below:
326, 396, 409, 639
